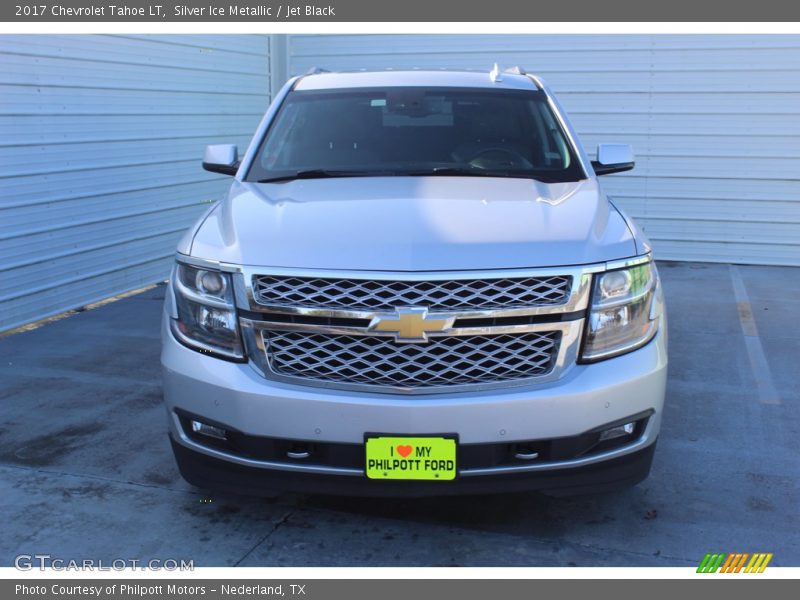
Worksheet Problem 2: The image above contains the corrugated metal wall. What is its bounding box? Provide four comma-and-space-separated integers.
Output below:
0, 34, 271, 332
285, 34, 800, 266
3, 34, 799, 331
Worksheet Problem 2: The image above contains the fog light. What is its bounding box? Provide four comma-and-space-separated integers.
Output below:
598, 421, 635, 442
191, 420, 227, 440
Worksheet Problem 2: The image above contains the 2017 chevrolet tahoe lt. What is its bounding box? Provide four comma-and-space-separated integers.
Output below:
161, 67, 668, 496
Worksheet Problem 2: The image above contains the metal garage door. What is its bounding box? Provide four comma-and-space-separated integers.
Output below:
0, 34, 271, 332
284, 34, 800, 267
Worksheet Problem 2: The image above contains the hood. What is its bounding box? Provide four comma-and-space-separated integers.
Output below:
188, 177, 637, 271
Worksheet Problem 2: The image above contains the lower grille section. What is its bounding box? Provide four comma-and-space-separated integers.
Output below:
262, 330, 562, 390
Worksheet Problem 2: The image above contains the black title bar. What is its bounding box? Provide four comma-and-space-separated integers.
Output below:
4, 579, 792, 600
4, 0, 800, 22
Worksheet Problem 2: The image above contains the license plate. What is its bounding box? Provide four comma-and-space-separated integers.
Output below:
365, 436, 457, 481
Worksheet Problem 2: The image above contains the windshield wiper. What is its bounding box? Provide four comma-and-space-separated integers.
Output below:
258, 167, 564, 184
405, 166, 492, 177
257, 169, 394, 183
404, 167, 560, 183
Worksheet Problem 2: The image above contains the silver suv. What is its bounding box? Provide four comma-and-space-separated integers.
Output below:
161, 67, 667, 496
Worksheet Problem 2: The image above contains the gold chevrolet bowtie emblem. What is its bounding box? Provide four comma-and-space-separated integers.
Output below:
368, 307, 454, 343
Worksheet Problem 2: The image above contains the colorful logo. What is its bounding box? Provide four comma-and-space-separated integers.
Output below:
697, 553, 773, 573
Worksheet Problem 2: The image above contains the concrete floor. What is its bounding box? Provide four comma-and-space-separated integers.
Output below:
1, 261, 798, 567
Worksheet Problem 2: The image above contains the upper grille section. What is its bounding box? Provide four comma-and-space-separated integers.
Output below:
252, 274, 572, 312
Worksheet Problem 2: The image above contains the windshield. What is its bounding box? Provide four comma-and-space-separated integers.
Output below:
246, 87, 586, 183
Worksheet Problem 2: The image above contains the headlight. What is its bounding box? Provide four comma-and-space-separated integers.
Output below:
581, 260, 660, 362
170, 262, 244, 360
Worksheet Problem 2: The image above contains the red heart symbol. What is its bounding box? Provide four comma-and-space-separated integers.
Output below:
397, 445, 413, 458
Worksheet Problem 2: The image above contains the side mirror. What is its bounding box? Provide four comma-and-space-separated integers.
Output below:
202, 144, 239, 176
591, 144, 634, 176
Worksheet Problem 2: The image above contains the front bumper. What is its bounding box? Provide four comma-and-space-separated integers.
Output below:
161, 310, 667, 496
171, 435, 657, 497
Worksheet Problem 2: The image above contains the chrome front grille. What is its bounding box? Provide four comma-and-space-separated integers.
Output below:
261, 330, 562, 390
241, 267, 590, 393
252, 274, 572, 311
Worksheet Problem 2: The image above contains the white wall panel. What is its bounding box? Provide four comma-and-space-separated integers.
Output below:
3, 34, 799, 331
0, 34, 271, 331
286, 34, 800, 266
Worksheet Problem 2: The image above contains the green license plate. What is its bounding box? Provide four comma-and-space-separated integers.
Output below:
365, 436, 457, 481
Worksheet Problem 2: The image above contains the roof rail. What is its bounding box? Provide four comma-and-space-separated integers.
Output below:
525, 73, 545, 90
491, 64, 541, 89
290, 67, 331, 91
489, 63, 503, 83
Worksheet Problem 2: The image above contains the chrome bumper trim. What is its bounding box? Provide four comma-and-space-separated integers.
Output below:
170, 411, 658, 478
